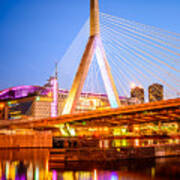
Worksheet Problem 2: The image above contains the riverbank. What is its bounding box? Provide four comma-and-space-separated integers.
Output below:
50, 144, 180, 163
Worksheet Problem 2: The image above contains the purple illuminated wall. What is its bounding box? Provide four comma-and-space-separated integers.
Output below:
0, 85, 49, 101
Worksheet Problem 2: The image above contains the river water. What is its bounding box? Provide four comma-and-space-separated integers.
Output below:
0, 148, 180, 180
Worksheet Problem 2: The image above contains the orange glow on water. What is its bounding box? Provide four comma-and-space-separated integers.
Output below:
94, 169, 97, 180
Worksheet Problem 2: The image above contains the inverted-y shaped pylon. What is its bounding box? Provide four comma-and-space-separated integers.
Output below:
62, 0, 120, 114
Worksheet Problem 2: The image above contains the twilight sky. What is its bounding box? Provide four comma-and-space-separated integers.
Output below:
0, 0, 179, 90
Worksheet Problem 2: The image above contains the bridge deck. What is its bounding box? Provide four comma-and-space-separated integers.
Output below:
0, 98, 179, 129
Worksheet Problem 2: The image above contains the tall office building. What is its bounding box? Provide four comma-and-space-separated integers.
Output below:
148, 83, 163, 102
131, 87, 144, 103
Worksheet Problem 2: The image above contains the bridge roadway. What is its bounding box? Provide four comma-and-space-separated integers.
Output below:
0, 98, 179, 129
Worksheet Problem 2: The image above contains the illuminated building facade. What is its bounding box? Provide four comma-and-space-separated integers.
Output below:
0, 84, 139, 120
131, 86, 144, 103
0, 86, 51, 120
58, 90, 138, 114
148, 83, 164, 102
4, 96, 52, 120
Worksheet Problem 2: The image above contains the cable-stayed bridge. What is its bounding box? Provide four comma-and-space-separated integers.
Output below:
0, 0, 179, 130
59, 11, 179, 103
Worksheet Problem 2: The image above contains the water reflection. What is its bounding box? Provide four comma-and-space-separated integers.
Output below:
0, 148, 180, 179
16, 161, 27, 179
109, 138, 180, 148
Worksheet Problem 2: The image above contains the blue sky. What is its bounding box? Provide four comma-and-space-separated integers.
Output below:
0, 0, 179, 90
